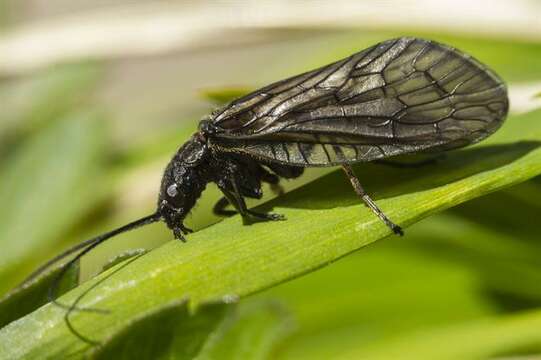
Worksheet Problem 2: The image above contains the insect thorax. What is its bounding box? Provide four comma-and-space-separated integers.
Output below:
158, 135, 213, 227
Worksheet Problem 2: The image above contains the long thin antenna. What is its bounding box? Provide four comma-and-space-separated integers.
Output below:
48, 212, 162, 306
16, 212, 161, 306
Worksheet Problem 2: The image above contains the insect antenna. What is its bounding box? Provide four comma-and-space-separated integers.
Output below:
17, 212, 161, 313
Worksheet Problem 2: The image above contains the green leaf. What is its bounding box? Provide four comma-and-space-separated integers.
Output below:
101, 249, 148, 273
92, 300, 228, 360
263, 209, 541, 358
2, 105, 541, 358
0, 260, 79, 328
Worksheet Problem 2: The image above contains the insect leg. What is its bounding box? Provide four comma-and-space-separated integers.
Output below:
258, 166, 285, 195
342, 164, 403, 236
266, 163, 304, 179
221, 177, 285, 222
213, 196, 237, 217
262, 163, 304, 195
214, 164, 287, 217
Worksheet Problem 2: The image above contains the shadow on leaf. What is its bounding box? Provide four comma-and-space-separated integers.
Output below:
269, 141, 541, 210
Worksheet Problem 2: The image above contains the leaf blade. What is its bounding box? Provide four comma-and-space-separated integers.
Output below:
1, 109, 541, 358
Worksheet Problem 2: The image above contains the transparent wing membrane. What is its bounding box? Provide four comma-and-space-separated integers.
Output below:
211, 37, 508, 166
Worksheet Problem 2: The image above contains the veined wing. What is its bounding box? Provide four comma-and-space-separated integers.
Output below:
209, 37, 508, 166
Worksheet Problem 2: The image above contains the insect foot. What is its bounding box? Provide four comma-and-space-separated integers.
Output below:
392, 224, 404, 236
266, 213, 286, 221
173, 225, 193, 242
246, 210, 286, 222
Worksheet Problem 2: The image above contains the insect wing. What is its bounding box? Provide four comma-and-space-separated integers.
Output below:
210, 37, 508, 166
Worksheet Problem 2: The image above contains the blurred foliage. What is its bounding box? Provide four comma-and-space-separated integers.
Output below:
0, 102, 110, 296
0, 28, 541, 360
93, 301, 228, 359
200, 86, 256, 107
0, 0, 9, 30
195, 300, 295, 360
0, 64, 102, 157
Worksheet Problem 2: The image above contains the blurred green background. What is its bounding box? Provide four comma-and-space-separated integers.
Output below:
1, 1, 541, 359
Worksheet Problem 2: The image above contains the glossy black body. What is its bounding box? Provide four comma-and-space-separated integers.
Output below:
157, 37, 508, 239
158, 132, 304, 239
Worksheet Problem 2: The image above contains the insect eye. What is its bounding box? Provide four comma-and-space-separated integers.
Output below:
167, 184, 178, 198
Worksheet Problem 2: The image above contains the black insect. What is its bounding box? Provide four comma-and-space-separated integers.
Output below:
23, 37, 508, 313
